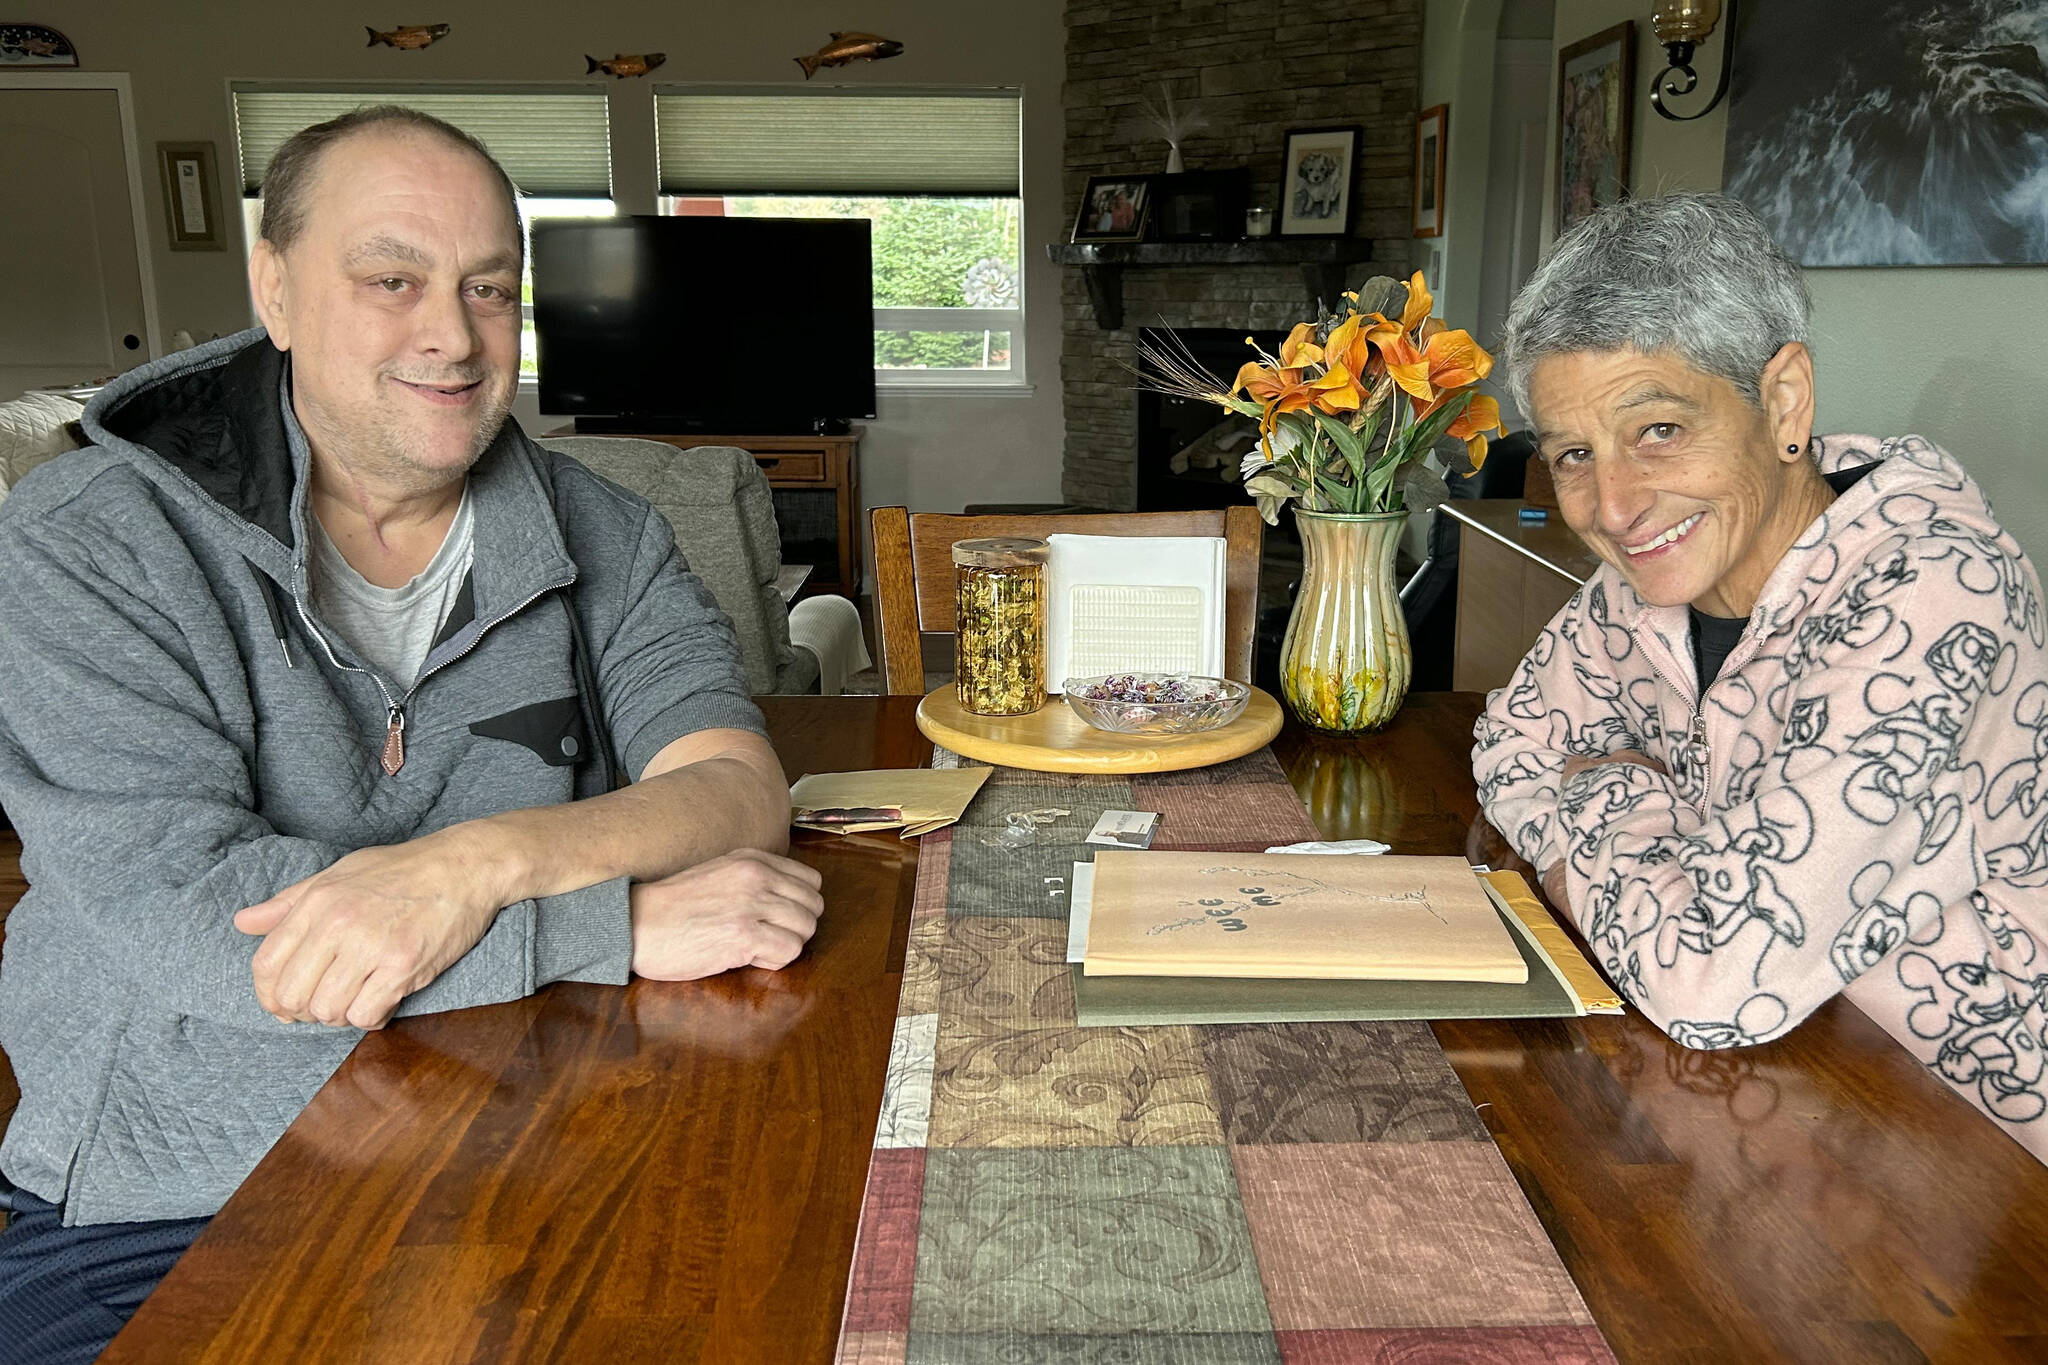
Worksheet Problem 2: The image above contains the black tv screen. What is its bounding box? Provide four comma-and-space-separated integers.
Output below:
532, 215, 876, 431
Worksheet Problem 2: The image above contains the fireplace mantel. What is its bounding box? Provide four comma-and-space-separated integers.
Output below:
1047, 239, 1377, 329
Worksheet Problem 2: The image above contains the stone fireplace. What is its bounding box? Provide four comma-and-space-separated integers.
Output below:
1059, 0, 1424, 510
1133, 326, 1285, 512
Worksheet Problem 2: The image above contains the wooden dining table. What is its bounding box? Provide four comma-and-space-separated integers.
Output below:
99, 693, 2048, 1364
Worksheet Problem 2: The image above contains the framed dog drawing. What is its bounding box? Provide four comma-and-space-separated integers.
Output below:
1278, 125, 1359, 237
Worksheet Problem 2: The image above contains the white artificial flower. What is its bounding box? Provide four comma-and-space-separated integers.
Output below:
1240, 421, 1302, 481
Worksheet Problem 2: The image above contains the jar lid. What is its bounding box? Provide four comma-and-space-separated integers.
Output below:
951, 536, 1049, 569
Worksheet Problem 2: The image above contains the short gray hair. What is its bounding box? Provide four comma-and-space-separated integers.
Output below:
258, 104, 522, 261
1500, 192, 1809, 416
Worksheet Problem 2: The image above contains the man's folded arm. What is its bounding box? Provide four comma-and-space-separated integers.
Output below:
0, 524, 582, 1031
444, 498, 791, 906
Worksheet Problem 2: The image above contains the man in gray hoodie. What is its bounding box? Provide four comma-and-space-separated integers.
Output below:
0, 107, 824, 1364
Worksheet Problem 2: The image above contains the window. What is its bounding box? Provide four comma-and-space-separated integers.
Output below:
655, 87, 1024, 385
230, 85, 616, 377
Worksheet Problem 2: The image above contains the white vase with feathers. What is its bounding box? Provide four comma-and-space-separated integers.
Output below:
1138, 84, 1205, 175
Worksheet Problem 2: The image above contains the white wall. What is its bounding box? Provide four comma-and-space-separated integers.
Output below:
1418, 0, 1504, 320
1545, 0, 2048, 563
50, 0, 1070, 531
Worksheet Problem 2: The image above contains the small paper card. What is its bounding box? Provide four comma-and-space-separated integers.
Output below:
1085, 810, 1160, 848
1065, 860, 1097, 963
789, 766, 991, 838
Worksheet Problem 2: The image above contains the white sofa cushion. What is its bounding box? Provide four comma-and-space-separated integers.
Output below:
0, 392, 86, 506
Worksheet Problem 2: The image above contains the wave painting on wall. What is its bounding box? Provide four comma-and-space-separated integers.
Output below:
1724, 0, 2048, 266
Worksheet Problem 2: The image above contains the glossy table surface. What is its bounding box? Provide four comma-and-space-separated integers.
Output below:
103, 694, 2048, 1364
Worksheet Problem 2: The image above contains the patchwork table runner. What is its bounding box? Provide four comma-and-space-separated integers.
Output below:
835, 750, 1617, 1365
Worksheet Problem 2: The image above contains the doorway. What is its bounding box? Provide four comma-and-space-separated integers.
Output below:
0, 73, 159, 400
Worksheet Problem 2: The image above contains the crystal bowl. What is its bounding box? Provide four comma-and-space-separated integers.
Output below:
1062, 673, 1251, 736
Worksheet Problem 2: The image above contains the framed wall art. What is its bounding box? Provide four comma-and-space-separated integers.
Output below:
1556, 21, 1634, 233
0, 23, 77, 66
1072, 174, 1152, 243
1413, 104, 1448, 238
1278, 125, 1359, 236
157, 141, 224, 252
1725, 1, 2048, 265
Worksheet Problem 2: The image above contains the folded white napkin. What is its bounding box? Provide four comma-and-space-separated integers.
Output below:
1262, 838, 1393, 855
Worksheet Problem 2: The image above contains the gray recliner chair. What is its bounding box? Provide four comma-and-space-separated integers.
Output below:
538, 436, 820, 694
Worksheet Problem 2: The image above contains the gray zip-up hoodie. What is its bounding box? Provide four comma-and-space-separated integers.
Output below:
0, 331, 763, 1225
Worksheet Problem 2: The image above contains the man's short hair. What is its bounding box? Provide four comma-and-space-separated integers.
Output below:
257, 105, 523, 259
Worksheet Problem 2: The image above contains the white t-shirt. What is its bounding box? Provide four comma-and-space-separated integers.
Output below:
308, 483, 475, 690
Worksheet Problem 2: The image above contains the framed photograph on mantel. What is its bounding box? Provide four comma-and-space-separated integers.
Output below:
1072, 174, 1152, 243
1413, 104, 1448, 238
1278, 125, 1359, 236
1556, 21, 1634, 233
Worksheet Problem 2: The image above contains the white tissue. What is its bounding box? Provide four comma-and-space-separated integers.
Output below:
1261, 838, 1392, 855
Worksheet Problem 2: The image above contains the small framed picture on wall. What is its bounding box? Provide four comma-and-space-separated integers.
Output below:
1278, 125, 1360, 236
1413, 104, 1448, 237
157, 142, 224, 251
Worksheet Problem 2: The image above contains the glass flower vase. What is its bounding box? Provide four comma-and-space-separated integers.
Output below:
1278, 508, 1412, 733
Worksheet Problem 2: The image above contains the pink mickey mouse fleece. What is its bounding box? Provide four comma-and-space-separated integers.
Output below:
1473, 435, 2048, 1159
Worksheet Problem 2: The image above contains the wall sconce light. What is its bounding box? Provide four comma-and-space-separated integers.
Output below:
1650, 0, 1737, 121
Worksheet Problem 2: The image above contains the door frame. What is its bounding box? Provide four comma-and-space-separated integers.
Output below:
0, 70, 165, 360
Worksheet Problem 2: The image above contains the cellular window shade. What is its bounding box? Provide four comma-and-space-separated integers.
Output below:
655, 89, 1020, 196
232, 88, 612, 198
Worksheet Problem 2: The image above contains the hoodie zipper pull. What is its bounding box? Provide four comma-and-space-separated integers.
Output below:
1689, 711, 1710, 790
381, 704, 406, 776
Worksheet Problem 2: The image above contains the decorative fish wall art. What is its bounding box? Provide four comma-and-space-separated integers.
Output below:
795, 32, 903, 79
586, 52, 666, 78
365, 24, 449, 50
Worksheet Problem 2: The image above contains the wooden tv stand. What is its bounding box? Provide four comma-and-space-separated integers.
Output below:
549, 427, 863, 597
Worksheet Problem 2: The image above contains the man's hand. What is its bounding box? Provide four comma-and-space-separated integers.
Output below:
628, 848, 825, 980
1561, 749, 1668, 782
233, 829, 502, 1030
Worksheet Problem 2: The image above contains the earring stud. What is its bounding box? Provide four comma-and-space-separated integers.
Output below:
1787, 443, 1800, 454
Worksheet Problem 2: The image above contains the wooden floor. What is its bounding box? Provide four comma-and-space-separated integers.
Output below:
0, 827, 19, 1130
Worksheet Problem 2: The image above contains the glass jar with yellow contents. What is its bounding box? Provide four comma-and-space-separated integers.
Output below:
951, 537, 1049, 716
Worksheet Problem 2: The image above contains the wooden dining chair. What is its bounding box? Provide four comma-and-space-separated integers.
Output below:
868, 505, 1265, 695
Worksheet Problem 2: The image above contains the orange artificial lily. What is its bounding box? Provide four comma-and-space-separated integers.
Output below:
1232, 360, 1320, 440
1447, 392, 1505, 468
1278, 321, 1324, 368
1133, 267, 1496, 516
1307, 314, 1371, 415
1374, 326, 1496, 409
1395, 270, 1433, 334
1355, 272, 1499, 409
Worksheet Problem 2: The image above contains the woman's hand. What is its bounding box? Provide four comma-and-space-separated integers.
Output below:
1541, 751, 1667, 913
1561, 749, 1668, 782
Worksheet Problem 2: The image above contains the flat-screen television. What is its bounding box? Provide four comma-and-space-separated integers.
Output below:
533, 215, 876, 433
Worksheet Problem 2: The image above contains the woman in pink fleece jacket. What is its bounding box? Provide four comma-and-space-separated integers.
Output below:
1472, 193, 2048, 1160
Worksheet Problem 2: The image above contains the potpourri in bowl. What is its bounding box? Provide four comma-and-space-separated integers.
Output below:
1062, 673, 1250, 735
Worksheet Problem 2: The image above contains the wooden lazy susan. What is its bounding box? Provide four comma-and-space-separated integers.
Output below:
915, 685, 1284, 774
